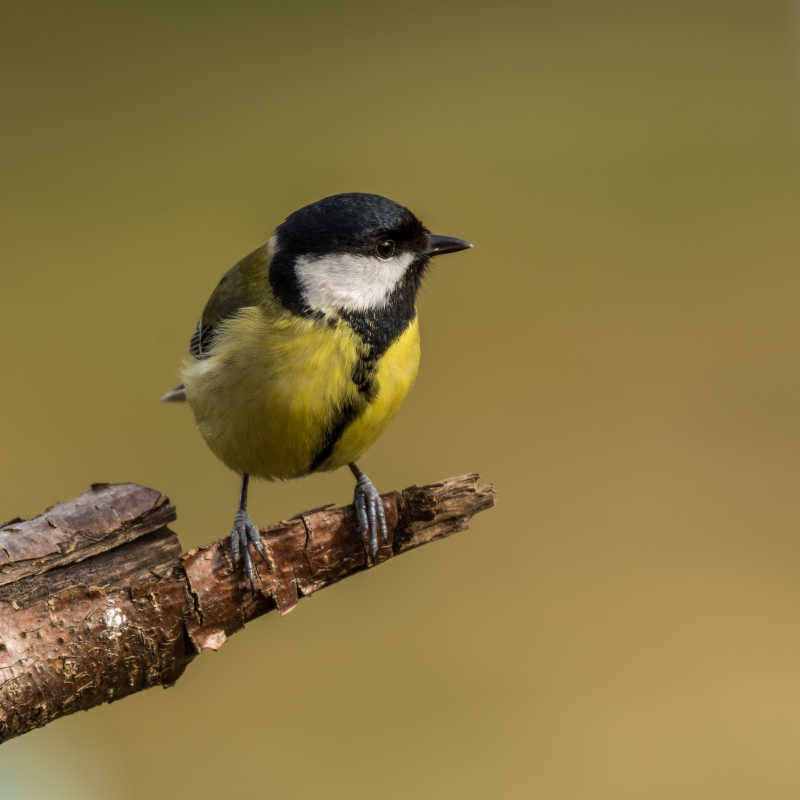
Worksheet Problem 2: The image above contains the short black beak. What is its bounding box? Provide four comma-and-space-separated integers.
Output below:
427, 234, 473, 256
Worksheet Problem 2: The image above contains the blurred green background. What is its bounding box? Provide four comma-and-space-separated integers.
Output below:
2, 2, 799, 797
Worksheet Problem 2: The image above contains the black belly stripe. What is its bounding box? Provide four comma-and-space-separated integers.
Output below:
308, 346, 379, 472
307, 285, 419, 472
309, 396, 363, 471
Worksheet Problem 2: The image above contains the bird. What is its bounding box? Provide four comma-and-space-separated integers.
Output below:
162, 192, 472, 586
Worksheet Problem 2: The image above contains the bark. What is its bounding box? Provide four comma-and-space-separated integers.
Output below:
0, 474, 494, 744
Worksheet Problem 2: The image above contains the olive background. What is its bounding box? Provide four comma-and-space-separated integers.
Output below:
2, 3, 799, 798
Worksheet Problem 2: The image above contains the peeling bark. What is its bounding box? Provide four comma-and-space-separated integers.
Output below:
0, 474, 494, 744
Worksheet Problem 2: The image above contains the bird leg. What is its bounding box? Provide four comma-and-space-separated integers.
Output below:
349, 462, 388, 558
230, 473, 267, 588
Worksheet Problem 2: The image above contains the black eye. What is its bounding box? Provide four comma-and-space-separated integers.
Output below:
375, 239, 395, 259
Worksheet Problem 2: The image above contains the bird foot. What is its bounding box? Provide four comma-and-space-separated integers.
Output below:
230, 509, 267, 588
353, 471, 388, 559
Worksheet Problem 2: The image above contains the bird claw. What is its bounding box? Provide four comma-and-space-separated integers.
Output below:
230, 509, 267, 588
353, 473, 388, 559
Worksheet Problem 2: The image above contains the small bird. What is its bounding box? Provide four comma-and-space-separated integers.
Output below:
163, 192, 471, 586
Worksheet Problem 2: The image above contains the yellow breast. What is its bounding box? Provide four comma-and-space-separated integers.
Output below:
181, 300, 420, 480
319, 317, 421, 472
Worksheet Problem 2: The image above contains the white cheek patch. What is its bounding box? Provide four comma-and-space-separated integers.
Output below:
294, 251, 414, 313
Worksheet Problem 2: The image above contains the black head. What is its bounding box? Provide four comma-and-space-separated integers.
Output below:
268, 193, 471, 348
274, 193, 429, 258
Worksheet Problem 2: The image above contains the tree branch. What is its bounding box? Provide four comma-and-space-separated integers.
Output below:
0, 473, 494, 744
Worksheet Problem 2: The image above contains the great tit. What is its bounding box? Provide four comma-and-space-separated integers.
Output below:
163, 192, 471, 586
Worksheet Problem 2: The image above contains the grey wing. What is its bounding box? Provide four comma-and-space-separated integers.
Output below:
190, 243, 269, 359
161, 244, 270, 403
160, 323, 212, 402
189, 320, 216, 360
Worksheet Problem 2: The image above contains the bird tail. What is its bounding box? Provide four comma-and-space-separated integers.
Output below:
161, 385, 186, 402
